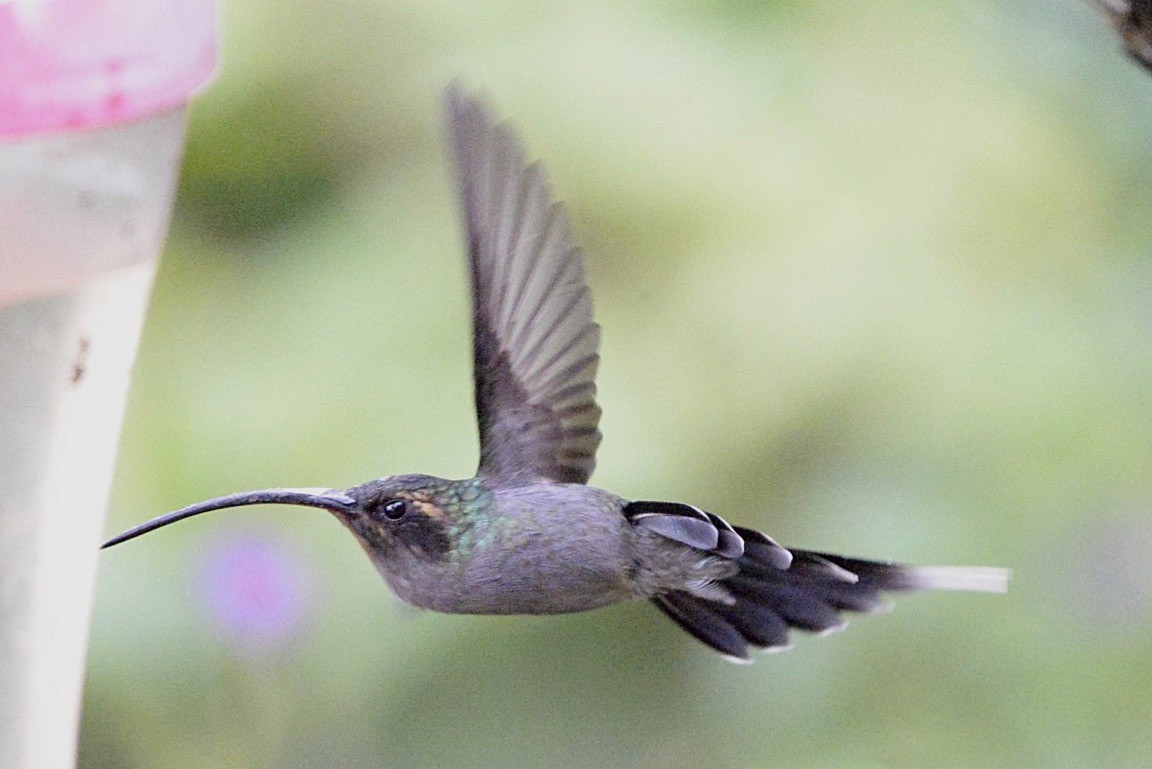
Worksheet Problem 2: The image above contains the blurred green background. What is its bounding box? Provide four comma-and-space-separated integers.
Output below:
84, 1, 1152, 768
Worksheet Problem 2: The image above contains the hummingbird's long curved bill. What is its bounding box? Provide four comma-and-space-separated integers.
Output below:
101, 488, 357, 549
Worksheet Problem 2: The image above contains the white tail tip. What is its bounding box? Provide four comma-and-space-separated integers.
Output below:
907, 566, 1011, 594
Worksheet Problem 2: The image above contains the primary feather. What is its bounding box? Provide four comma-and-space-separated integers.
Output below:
447, 86, 602, 488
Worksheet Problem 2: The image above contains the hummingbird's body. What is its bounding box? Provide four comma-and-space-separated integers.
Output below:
330, 475, 740, 616
345, 477, 642, 615
104, 86, 1008, 660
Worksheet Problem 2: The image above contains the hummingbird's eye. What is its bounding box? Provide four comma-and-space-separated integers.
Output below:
381, 499, 408, 521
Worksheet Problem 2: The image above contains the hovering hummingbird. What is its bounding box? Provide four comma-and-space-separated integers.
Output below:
1095, 0, 1152, 73
103, 86, 1008, 660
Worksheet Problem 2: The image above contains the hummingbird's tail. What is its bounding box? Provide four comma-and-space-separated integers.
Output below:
653, 534, 1009, 662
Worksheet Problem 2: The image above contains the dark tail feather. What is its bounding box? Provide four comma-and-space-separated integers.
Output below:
654, 548, 1009, 661
653, 593, 751, 661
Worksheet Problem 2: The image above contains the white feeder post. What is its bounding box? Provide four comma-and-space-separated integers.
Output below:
0, 3, 216, 767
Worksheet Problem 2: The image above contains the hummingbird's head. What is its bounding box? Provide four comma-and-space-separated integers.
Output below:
336, 474, 461, 563
101, 474, 468, 565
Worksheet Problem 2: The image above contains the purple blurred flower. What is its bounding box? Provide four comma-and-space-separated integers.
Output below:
194, 532, 313, 654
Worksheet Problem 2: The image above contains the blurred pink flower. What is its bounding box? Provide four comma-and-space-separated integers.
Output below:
195, 533, 313, 655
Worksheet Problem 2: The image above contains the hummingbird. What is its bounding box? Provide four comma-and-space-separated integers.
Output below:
103, 86, 1009, 661
1095, 0, 1152, 73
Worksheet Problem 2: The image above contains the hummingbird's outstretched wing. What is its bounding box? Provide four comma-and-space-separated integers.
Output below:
446, 86, 602, 486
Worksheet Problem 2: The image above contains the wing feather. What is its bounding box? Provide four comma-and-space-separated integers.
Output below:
446, 86, 602, 486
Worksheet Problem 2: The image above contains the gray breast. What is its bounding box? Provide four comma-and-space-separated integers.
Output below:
404, 484, 639, 615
